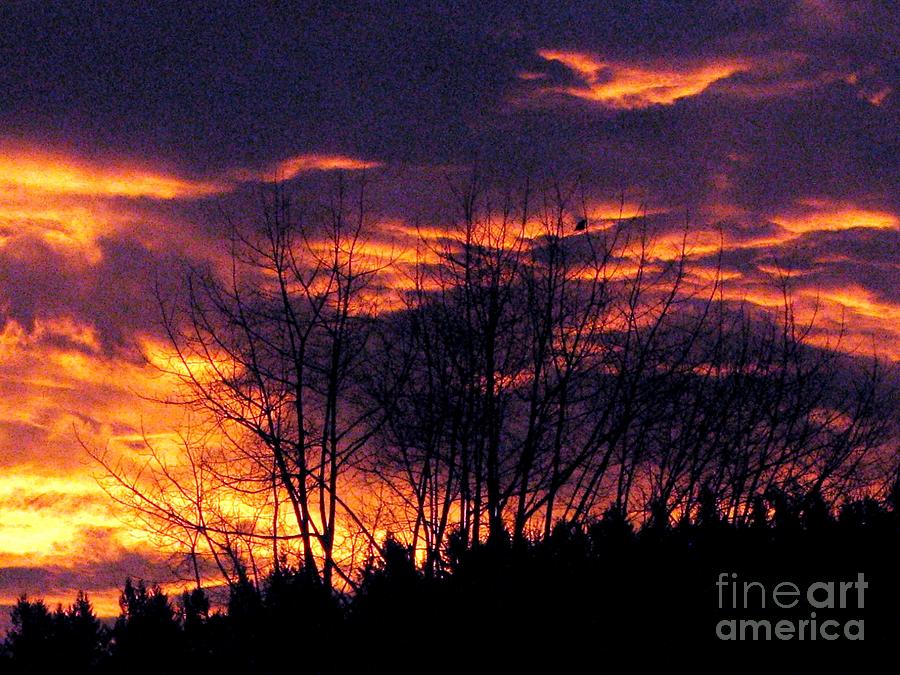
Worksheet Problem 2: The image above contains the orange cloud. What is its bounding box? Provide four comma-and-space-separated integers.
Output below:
0, 319, 196, 465
0, 475, 122, 559
0, 145, 367, 263
0, 317, 100, 357
0, 149, 223, 200
629, 225, 792, 264
0, 472, 177, 620
0, 317, 224, 614
232, 153, 382, 182
711, 278, 900, 361
801, 286, 900, 322
0, 145, 227, 262
532, 50, 747, 109
0, 201, 118, 263
799, 287, 900, 360
718, 284, 789, 309
772, 201, 898, 234
0, 145, 382, 202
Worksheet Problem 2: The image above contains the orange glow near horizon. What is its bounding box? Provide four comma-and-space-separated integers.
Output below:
533, 50, 747, 108
0, 475, 125, 557
0, 472, 150, 619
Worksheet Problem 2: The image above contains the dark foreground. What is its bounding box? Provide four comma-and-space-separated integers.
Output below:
3, 491, 898, 674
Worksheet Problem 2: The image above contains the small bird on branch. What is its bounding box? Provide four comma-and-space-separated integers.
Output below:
574, 218, 588, 231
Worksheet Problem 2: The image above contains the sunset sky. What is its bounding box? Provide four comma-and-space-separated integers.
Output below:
0, 0, 897, 621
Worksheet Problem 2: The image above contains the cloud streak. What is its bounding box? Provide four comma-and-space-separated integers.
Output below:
231, 154, 383, 183
529, 50, 747, 108
0, 149, 223, 200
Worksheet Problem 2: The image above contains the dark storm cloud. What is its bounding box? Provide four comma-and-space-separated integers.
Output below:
0, 1, 523, 170
0, 1, 893, 216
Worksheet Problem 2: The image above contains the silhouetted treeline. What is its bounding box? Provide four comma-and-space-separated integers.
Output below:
4, 484, 898, 674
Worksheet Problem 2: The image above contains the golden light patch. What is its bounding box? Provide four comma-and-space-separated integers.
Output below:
717, 285, 790, 309
0, 149, 223, 199
628, 230, 723, 262
140, 336, 238, 385
0, 319, 239, 602
711, 280, 900, 361
0, 145, 222, 262
0, 318, 100, 360
772, 203, 898, 234
0, 474, 164, 620
0, 475, 119, 558
533, 50, 746, 109
0, 200, 116, 263
0, 145, 385, 264
276, 154, 381, 179
0, 320, 197, 461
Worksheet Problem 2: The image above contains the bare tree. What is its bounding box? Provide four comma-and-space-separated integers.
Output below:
92, 179, 392, 591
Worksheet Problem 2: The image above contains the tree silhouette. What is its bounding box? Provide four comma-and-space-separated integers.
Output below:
2, 596, 56, 672
1, 592, 107, 674
110, 579, 182, 673
57, 592, 107, 672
